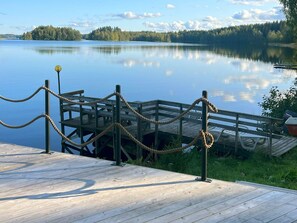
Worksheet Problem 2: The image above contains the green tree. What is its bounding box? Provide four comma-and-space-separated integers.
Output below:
22, 32, 32, 40
259, 78, 297, 118
279, 0, 297, 40
25, 26, 81, 41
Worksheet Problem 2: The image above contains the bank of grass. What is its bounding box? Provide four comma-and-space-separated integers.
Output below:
134, 145, 297, 190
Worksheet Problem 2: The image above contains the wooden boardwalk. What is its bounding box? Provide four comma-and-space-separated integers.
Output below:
1, 143, 297, 223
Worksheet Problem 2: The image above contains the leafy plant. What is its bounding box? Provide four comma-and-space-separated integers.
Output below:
259, 77, 297, 118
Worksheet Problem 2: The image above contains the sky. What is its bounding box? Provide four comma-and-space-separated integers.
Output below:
0, 0, 286, 34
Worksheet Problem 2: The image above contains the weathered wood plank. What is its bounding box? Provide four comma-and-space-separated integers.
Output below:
1, 144, 297, 223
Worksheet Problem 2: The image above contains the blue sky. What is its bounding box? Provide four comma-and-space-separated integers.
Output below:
0, 0, 285, 34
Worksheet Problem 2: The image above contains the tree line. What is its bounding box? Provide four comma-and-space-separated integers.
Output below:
22, 25, 82, 40
22, 21, 295, 44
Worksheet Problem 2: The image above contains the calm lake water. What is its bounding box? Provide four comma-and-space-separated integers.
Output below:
1, 40, 296, 150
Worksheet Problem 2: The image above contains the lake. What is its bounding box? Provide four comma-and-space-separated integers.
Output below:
1, 40, 296, 151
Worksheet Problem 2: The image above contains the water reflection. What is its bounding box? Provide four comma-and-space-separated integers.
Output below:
28, 42, 297, 66
1, 40, 296, 150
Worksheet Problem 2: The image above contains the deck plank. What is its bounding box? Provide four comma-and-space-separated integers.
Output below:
1, 143, 297, 223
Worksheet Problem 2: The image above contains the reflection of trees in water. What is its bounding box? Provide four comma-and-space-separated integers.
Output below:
195, 44, 297, 64
92, 46, 122, 55
31, 43, 297, 65
33, 47, 80, 55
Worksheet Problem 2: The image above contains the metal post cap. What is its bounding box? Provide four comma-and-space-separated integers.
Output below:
55, 65, 62, 73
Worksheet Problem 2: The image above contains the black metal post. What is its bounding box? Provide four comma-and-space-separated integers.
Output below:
57, 71, 61, 95
45, 80, 50, 153
137, 104, 143, 160
115, 85, 121, 166
201, 90, 208, 181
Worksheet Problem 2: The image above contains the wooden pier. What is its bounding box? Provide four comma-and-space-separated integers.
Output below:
1, 143, 297, 222
60, 90, 297, 158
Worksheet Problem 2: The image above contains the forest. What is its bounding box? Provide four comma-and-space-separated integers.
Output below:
22, 25, 82, 41
22, 21, 295, 44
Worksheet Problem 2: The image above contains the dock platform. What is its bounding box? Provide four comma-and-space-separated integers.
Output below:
1, 143, 297, 222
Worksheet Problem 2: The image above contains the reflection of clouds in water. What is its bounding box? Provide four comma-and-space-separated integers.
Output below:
204, 53, 217, 65
278, 69, 297, 79
223, 94, 236, 102
143, 50, 215, 62
120, 59, 160, 68
224, 74, 272, 90
230, 60, 261, 73
123, 59, 136, 67
172, 51, 183, 60
212, 90, 237, 102
240, 92, 256, 103
186, 51, 200, 60
165, 70, 173, 77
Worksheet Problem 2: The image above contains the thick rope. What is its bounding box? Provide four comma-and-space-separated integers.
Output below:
0, 115, 45, 128
0, 87, 44, 103
44, 114, 114, 147
117, 93, 218, 125
115, 123, 214, 154
1, 115, 214, 153
0, 115, 114, 148
1, 85, 217, 152
42, 86, 116, 105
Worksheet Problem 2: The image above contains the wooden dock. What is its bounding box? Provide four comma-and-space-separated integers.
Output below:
1, 143, 297, 223
60, 91, 297, 158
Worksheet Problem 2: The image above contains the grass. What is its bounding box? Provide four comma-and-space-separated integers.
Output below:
131, 143, 297, 190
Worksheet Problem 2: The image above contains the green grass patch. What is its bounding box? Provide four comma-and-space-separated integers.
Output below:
130, 144, 297, 190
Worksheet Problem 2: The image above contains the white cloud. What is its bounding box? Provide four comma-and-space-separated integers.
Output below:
144, 16, 222, 32
11, 25, 36, 32
166, 4, 175, 9
229, 0, 279, 6
232, 7, 285, 22
69, 21, 96, 28
114, 11, 161, 20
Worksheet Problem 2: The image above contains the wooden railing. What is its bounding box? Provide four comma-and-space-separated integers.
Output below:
60, 90, 283, 156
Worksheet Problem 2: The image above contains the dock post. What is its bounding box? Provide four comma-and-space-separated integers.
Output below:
200, 90, 209, 182
137, 104, 143, 160
45, 80, 50, 154
115, 85, 122, 166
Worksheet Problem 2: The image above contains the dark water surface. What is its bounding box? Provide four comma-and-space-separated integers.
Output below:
1, 40, 296, 150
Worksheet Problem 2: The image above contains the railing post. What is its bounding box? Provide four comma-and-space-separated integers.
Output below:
179, 104, 183, 142
45, 80, 50, 154
235, 114, 239, 154
137, 104, 143, 160
154, 101, 159, 148
200, 90, 209, 182
269, 119, 273, 157
115, 85, 122, 166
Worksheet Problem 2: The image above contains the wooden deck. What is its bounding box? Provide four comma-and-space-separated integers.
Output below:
59, 92, 297, 157
1, 143, 297, 223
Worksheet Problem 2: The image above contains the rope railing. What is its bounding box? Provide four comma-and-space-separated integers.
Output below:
1, 80, 217, 181
116, 123, 214, 154
116, 92, 218, 125
0, 116, 214, 154
42, 86, 116, 105
0, 86, 44, 103
1, 86, 217, 126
